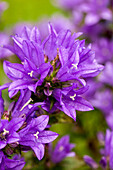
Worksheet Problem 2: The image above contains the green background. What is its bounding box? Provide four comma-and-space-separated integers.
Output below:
1, 0, 60, 28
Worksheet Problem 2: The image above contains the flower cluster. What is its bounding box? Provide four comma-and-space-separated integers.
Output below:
3, 24, 103, 120
0, 21, 104, 169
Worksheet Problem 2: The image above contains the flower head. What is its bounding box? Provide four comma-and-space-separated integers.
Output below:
3, 24, 103, 120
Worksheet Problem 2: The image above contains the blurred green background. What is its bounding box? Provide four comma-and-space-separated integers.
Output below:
1, 0, 60, 28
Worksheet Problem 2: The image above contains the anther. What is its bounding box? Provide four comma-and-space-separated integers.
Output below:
28, 71, 33, 77
70, 94, 76, 101
59, 146, 64, 151
3, 129, 9, 136
71, 64, 78, 69
34, 131, 39, 139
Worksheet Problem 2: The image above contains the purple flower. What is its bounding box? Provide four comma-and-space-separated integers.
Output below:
0, 151, 25, 170
53, 85, 93, 120
49, 135, 75, 163
83, 155, 98, 169
0, 90, 58, 162
84, 129, 113, 169
91, 89, 113, 115
4, 24, 103, 77
82, 78, 103, 101
53, 0, 112, 25
19, 115, 58, 160
81, 23, 105, 41
0, 118, 24, 149
3, 59, 52, 97
3, 24, 103, 120
0, 33, 12, 59
9, 89, 44, 120
89, 87, 113, 129
99, 62, 113, 86
0, 88, 43, 121
106, 110, 113, 130
92, 39, 113, 64
99, 156, 107, 169
83, 0, 112, 25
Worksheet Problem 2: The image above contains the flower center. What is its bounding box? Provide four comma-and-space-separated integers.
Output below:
28, 70, 34, 77
3, 128, 9, 135
59, 146, 64, 151
71, 63, 78, 69
70, 94, 76, 101
34, 131, 39, 139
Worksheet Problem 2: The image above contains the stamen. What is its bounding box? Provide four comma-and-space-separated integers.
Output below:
34, 131, 39, 139
20, 98, 33, 111
71, 64, 78, 69
28, 71, 33, 77
3, 129, 9, 136
70, 94, 76, 101
51, 49, 59, 66
59, 146, 64, 151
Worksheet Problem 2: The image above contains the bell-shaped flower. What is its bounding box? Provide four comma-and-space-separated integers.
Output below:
19, 115, 58, 160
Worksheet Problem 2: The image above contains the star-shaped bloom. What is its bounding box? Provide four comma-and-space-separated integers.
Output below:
3, 52, 52, 97
0, 118, 24, 149
53, 84, 93, 120
19, 115, 58, 160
